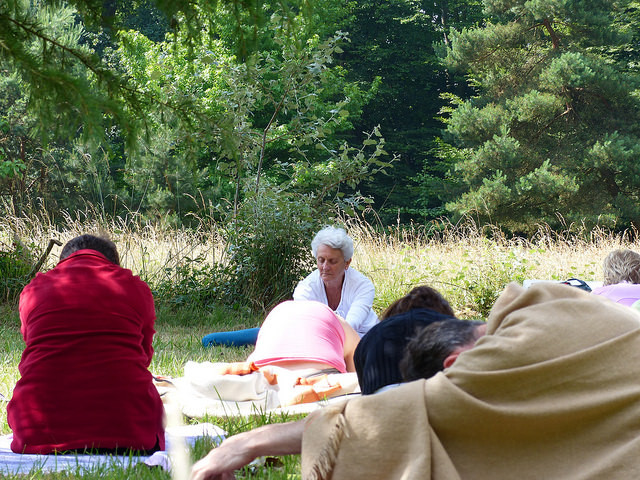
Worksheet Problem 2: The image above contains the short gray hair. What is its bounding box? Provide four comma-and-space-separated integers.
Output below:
602, 249, 640, 285
311, 226, 354, 261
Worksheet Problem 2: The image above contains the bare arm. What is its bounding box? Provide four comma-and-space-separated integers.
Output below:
190, 419, 306, 480
339, 316, 361, 373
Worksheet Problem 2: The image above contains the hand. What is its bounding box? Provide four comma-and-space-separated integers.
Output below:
189, 420, 305, 480
190, 433, 256, 480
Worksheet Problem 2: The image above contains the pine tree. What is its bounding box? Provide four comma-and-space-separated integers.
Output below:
441, 0, 640, 233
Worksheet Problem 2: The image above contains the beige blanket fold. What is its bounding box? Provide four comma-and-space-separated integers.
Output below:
302, 282, 640, 479
302, 380, 459, 480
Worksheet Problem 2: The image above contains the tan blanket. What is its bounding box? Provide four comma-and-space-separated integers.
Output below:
302, 283, 640, 479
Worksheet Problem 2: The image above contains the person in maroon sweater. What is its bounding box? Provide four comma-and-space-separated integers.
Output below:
7, 234, 165, 454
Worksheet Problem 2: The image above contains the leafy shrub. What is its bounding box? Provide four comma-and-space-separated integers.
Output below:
154, 258, 228, 308
0, 240, 34, 304
154, 190, 322, 313
449, 242, 529, 317
222, 190, 320, 312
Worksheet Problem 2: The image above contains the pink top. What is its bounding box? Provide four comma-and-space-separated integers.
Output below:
592, 283, 640, 307
247, 300, 347, 372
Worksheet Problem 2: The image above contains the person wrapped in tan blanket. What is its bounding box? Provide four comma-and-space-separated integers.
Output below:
191, 282, 640, 479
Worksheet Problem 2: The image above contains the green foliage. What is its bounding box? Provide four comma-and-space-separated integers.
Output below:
152, 190, 320, 313
449, 243, 528, 317
0, 0, 138, 146
112, 0, 170, 44
154, 260, 228, 308
112, 12, 392, 227
221, 189, 319, 312
0, 68, 46, 211
440, 0, 640, 233
0, 158, 25, 179
0, 0, 315, 149
337, 0, 484, 223
287, 125, 395, 212
0, 240, 33, 304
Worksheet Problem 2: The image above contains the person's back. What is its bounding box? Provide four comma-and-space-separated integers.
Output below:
247, 300, 359, 373
8, 236, 164, 454
303, 283, 640, 479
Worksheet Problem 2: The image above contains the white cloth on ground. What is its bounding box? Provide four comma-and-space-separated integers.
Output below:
0, 423, 225, 475
157, 361, 360, 418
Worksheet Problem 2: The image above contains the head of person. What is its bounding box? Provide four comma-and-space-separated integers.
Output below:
60, 234, 120, 265
380, 285, 455, 320
311, 226, 354, 283
400, 319, 486, 382
602, 249, 640, 285
354, 285, 457, 395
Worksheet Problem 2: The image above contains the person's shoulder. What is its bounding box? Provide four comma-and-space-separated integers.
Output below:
344, 268, 373, 286
121, 270, 153, 293
19, 274, 43, 298
95, 258, 151, 292
597, 282, 640, 292
345, 267, 365, 278
592, 283, 616, 294
294, 269, 321, 292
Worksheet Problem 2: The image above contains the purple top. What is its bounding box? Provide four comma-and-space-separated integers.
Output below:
592, 282, 640, 307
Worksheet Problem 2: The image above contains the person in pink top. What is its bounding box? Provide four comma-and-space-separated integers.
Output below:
7, 234, 165, 454
592, 249, 640, 306
247, 300, 360, 373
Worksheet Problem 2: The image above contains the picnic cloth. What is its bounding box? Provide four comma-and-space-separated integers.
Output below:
157, 361, 360, 418
302, 282, 640, 479
0, 423, 225, 475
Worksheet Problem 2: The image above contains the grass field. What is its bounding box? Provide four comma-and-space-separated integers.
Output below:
1, 214, 638, 478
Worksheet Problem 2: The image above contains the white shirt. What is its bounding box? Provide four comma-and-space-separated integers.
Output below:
293, 268, 379, 337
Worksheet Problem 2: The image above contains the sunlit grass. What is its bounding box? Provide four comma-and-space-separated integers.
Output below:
348, 217, 630, 317
0, 303, 298, 479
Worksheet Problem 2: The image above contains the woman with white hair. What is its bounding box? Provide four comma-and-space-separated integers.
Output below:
592, 248, 640, 306
202, 226, 378, 347
293, 226, 378, 337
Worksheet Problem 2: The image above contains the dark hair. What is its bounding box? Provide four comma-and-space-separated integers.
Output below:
60, 234, 120, 265
400, 319, 484, 382
380, 285, 454, 320
354, 308, 457, 394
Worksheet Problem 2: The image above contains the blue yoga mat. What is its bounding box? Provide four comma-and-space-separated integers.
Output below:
202, 327, 260, 347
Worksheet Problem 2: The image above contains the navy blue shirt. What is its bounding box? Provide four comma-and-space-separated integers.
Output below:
354, 308, 457, 394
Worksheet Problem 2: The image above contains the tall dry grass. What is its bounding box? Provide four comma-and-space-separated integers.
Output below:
0, 201, 225, 288
2, 201, 639, 317
2, 207, 640, 478
347, 216, 639, 317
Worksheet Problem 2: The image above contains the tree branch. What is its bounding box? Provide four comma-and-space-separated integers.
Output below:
541, 19, 561, 49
